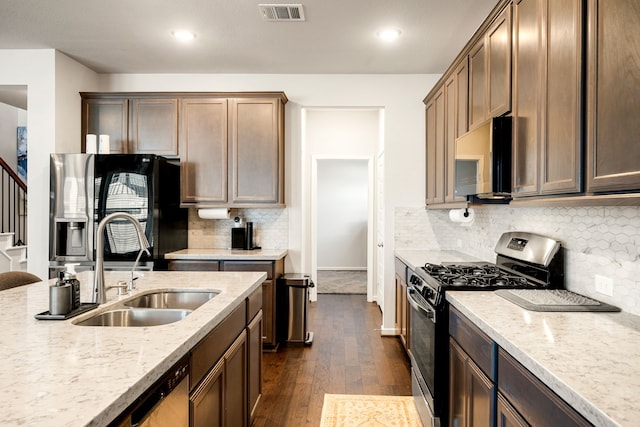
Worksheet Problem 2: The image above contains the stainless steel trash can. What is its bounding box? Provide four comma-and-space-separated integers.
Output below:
279, 274, 314, 345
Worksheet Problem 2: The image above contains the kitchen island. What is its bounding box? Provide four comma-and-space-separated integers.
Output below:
447, 290, 640, 427
0, 270, 265, 426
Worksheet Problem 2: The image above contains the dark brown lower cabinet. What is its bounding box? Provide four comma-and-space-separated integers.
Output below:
449, 338, 494, 427
497, 393, 529, 427
190, 331, 247, 427
497, 348, 591, 427
247, 310, 263, 425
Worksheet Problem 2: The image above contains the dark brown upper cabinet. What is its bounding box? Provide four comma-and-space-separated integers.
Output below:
180, 94, 287, 208
586, 0, 640, 193
81, 94, 179, 157
469, 4, 512, 130
512, 0, 583, 198
425, 86, 446, 205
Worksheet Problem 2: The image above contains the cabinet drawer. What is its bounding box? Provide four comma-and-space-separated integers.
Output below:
222, 261, 274, 279
498, 348, 591, 427
190, 301, 246, 391
449, 306, 496, 381
167, 260, 220, 271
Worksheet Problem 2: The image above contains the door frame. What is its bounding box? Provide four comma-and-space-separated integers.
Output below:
310, 155, 376, 302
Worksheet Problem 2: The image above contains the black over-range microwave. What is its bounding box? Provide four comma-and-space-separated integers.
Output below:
455, 116, 512, 203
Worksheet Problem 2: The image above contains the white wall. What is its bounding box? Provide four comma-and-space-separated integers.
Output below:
0, 49, 100, 279
100, 73, 440, 330
317, 159, 368, 269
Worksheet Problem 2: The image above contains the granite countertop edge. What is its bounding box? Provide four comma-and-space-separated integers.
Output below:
166, 248, 288, 261
0, 270, 266, 427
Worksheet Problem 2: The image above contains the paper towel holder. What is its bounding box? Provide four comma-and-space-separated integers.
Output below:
463, 208, 470, 218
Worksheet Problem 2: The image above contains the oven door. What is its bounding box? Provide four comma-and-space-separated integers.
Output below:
408, 287, 445, 426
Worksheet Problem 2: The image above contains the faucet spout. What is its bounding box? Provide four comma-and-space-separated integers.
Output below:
93, 212, 151, 304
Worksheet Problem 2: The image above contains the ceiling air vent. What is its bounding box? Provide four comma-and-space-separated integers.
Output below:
259, 4, 306, 21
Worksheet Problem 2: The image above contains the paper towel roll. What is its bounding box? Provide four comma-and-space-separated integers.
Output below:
449, 208, 475, 225
198, 208, 231, 220
98, 134, 110, 154
85, 134, 97, 153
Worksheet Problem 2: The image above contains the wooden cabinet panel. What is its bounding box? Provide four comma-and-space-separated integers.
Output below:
224, 332, 247, 427
586, 0, 640, 192
445, 60, 470, 203
498, 348, 591, 427
512, 0, 542, 196
130, 98, 178, 156
229, 98, 284, 205
425, 87, 446, 205
247, 311, 263, 425
541, 0, 583, 194
81, 98, 128, 154
469, 39, 488, 130
190, 357, 224, 427
180, 98, 228, 204
497, 393, 530, 427
456, 59, 469, 138
487, 5, 512, 117
168, 260, 220, 271
449, 338, 494, 427
222, 259, 283, 349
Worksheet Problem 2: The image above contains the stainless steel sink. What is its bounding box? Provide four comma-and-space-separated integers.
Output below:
123, 290, 219, 310
75, 308, 192, 327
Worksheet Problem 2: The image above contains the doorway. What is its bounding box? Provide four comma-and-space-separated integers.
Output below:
315, 158, 369, 295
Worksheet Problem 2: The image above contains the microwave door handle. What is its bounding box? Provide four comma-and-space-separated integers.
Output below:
407, 288, 436, 322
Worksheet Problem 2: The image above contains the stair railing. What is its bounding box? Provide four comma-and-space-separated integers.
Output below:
0, 156, 27, 246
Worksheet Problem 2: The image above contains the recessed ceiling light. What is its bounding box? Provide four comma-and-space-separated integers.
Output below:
172, 30, 196, 41
377, 28, 402, 41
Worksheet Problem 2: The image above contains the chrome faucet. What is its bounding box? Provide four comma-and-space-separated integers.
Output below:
93, 212, 151, 304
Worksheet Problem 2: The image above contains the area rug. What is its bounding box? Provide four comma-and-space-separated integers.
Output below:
320, 394, 421, 427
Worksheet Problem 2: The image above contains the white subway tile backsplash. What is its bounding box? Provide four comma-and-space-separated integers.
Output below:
395, 205, 640, 315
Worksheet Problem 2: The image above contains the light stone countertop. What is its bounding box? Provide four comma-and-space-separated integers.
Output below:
447, 291, 640, 427
0, 270, 266, 427
394, 249, 486, 271
166, 248, 287, 261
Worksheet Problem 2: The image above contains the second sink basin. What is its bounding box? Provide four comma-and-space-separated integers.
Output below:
124, 290, 219, 310
75, 308, 191, 327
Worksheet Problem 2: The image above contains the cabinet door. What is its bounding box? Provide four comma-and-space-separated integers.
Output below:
81, 98, 128, 154
586, 0, 640, 192
190, 358, 224, 427
130, 98, 179, 156
449, 339, 468, 427
445, 60, 470, 204
467, 357, 494, 427
469, 39, 487, 129
497, 394, 530, 427
456, 59, 470, 138
540, 0, 583, 194
512, 0, 542, 196
247, 311, 263, 425
228, 98, 284, 205
261, 280, 276, 348
180, 98, 228, 204
224, 331, 247, 427
425, 87, 445, 205
487, 5, 512, 117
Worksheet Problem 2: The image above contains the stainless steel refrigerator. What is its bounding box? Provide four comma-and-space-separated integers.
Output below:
49, 153, 187, 277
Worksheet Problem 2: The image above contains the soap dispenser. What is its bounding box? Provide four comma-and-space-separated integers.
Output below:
63, 263, 81, 310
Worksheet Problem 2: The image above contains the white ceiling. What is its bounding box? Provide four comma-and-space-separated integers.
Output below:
0, 0, 499, 74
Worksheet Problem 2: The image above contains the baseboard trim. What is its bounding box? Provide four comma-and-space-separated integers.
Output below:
317, 267, 367, 271
380, 327, 397, 336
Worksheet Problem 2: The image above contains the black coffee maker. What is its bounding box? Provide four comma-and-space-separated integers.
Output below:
231, 220, 255, 250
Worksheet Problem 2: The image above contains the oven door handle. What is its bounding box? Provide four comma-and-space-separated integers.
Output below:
407, 288, 436, 323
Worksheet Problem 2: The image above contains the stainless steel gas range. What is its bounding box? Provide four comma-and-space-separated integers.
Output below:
408, 232, 564, 427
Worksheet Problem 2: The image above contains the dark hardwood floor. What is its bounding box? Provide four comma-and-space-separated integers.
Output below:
253, 294, 412, 427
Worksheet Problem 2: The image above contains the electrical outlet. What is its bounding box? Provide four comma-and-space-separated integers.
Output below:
595, 275, 613, 296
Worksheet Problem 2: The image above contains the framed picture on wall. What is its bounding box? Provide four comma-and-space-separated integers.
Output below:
17, 126, 27, 183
